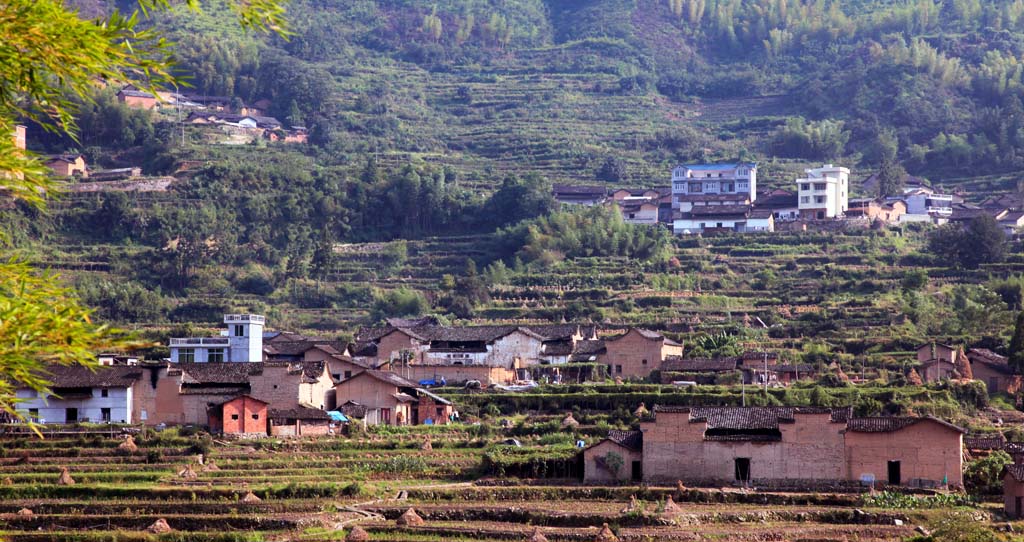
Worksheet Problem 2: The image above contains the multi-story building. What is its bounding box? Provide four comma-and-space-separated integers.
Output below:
169, 314, 265, 363
671, 163, 758, 211
796, 164, 849, 219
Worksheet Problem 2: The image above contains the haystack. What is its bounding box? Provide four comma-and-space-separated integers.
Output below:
561, 413, 580, 429
676, 480, 687, 495
594, 523, 618, 541
241, 490, 262, 504
346, 525, 371, 541
178, 464, 198, 480
117, 436, 138, 454
17, 508, 33, 516
201, 462, 221, 472
2, 477, 12, 486
633, 403, 649, 417
662, 495, 682, 514
620, 495, 640, 514
614, 377, 623, 385
396, 507, 424, 526
420, 439, 432, 451
527, 526, 549, 542
147, 518, 173, 534
57, 467, 75, 485
907, 367, 924, 386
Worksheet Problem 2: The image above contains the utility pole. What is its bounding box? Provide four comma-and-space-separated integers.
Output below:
764, 352, 769, 394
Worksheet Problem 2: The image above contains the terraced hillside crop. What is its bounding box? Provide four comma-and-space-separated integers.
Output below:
0, 424, 1009, 541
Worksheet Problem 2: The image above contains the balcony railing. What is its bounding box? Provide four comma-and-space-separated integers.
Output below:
224, 314, 264, 323
169, 337, 229, 346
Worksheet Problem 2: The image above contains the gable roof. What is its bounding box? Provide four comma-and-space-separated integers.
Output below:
965, 433, 1005, 450
217, 393, 268, 407
606, 430, 642, 451
40, 365, 143, 389
178, 362, 262, 385
1006, 464, 1024, 483
268, 407, 331, 421
967, 348, 1013, 374
653, 405, 851, 428
845, 416, 965, 434
341, 369, 417, 389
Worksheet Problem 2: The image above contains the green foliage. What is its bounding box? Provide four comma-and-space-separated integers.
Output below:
926, 510, 999, 542
860, 491, 974, 510
1010, 311, 1024, 374
928, 216, 1007, 269
371, 287, 429, 320
964, 450, 1012, 496
771, 118, 850, 160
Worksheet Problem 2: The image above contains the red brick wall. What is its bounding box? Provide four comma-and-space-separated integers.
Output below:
221, 396, 267, 435
844, 421, 962, 487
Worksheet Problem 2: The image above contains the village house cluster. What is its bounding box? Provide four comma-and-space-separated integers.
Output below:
555, 163, 1024, 236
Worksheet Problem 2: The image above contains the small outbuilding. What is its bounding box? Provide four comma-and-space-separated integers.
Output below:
209, 394, 268, 436
1005, 464, 1024, 519
582, 430, 643, 483
269, 407, 332, 436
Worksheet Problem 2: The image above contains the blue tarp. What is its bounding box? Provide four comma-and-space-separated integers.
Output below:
327, 411, 348, 422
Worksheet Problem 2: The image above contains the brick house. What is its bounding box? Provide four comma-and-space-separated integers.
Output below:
846, 198, 906, 222
269, 407, 333, 436
917, 342, 961, 383
659, 357, 740, 385
593, 406, 964, 487
45, 154, 87, 177
583, 430, 643, 483
1005, 465, 1024, 519
966, 348, 1021, 394
333, 370, 452, 426
15, 365, 143, 424
116, 88, 158, 109
599, 328, 683, 380
210, 394, 267, 436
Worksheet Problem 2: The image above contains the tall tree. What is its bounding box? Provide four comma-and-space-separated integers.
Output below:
876, 157, 907, 198
1009, 311, 1024, 375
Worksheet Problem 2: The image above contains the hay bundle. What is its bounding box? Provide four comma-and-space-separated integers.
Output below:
147, 518, 173, 534
561, 413, 579, 429
620, 495, 640, 514
420, 439, 432, 451
345, 525, 370, 541
527, 526, 549, 542
396, 507, 424, 527
907, 368, 924, 387
675, 480, 687, 496
201, 462, 220, 472
662, 495, 682, 514
2, 477, 12, 486
117, 436, 138, 454
178, 464, 198, 480
17, 508, 33, 516
241, 491, 262, 504
594, 523, 618, 541
57, 467, 75, 485
633, 403, 649, 417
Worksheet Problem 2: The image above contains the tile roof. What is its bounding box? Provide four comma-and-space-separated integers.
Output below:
552, 184, 607, 196
347, 369, 417, 389
1007, 464, 1024, 482
269, 408, 331, 421
178, 362, 262, 385
967, 348, 1013, 373
573, 339, 607, 354
653, 405, 850, 427
543, 340, 574, 356
965, 433, 1005, 450
845, 416, 965, 434
606, 430, 643, 451
42, 365, 143, 388
661, 357, 739, 372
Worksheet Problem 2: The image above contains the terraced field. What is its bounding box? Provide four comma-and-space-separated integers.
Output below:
0, 425, 1008, 541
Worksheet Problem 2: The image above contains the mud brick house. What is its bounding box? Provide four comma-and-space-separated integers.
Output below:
269, 407, 333, 436
966, 348, 1021, 394
552, 184, 607, 206
209, 394, 268, 436
15, 365, 143, 424
917, 342, 962, 383
599, 328, 683, 380
116, 88, 158, 109
583, 430, 643, 483
965, 433, 1007, 459
45, 154, 87, 177
589, 406, 964, 487
358, 322, 602, 385
263, 332, 380, 383
659, 357, 740, 384
1005, 465, 1024, 519
333, 370, 452, 426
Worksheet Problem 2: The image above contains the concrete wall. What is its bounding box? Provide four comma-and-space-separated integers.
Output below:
221, 396, 267, 435
640, 412, 845, 484
16, 387, 133, 424
844, 421, 963, 487
584, 441, 642, 483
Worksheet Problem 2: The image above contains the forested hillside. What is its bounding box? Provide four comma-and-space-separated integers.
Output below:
11, 0, 1024, 346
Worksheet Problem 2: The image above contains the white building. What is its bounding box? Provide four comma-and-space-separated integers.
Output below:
671, 163, 757, 210
16, 365, 142, 424
796, 164, 849, 219
170, 314, 265, 363
673, 205, 774, 234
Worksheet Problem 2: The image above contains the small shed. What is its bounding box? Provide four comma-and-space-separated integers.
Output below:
210, 394, 268, 436
269, 407, 332, 436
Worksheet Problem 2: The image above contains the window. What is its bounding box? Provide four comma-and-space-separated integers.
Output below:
207, 348, 225, 363
252, 414, 260, 420
178, 348, 195, 363
28, 408, 38, 421
800, 196, 810, 204
615, 365, 623, 374
332, 373, 341, 380
642, 359, 648, 365
815, 196, 826, 204
231, 414, 239, 420
234, 324, 244, 337
344, 370, 352, 379
689, 183, 702, 193
628, 213, 636, 219
100, 389, 108, 398
718, 173, 723, 177
101, 408, 111, 422
814, 183, 827, 190
706, 173, 711, 178
699, 222, 706, 228
717, 222, 723, 228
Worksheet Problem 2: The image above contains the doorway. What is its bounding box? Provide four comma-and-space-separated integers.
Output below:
887, 460, 901, 485
65, 408, 78, 423
735, 458, 751, 482
1016, 496, 1022, 519
631, 461, 643, 482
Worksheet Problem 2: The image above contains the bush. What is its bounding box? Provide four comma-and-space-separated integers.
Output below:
964, 450, 1012, 496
